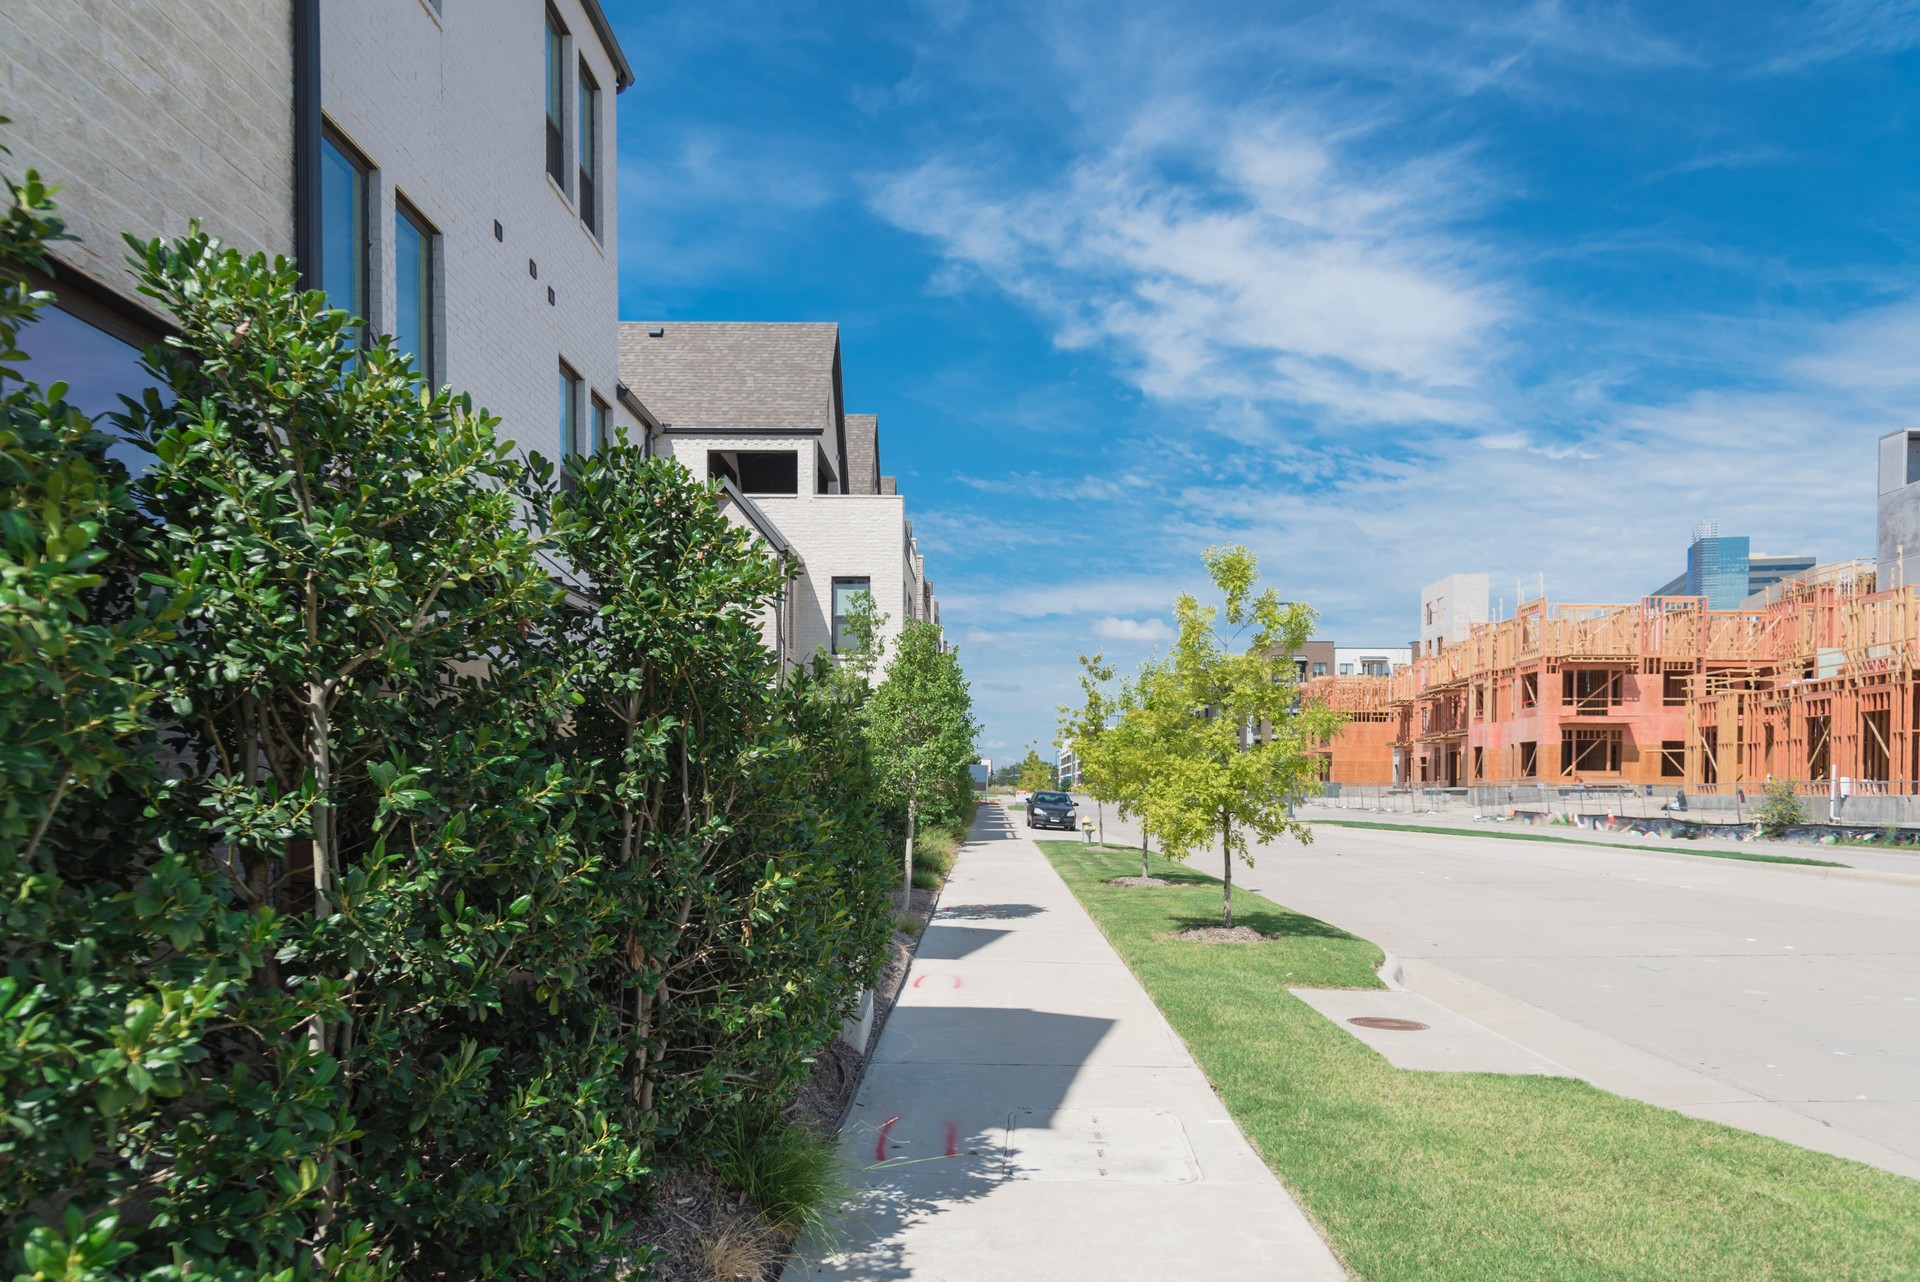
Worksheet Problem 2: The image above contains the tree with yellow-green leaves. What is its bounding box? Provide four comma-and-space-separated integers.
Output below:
1126, 546, 1343, 927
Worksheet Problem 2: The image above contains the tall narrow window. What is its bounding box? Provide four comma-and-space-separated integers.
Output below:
578, 64, 600, 234
586, 394, 609, 456
832, 578, 871, 655
545, 8, 567, 186
559, 362, 581, 459
393, 198, 437, 383
319, 131, 367, 332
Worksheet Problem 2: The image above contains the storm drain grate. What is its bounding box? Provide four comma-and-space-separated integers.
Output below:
1348, 1016, 1430, 1031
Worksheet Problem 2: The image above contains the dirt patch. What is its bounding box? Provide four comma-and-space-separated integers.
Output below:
620, 1166, 784, 1281
1173, 925, 1277, 944
1106, 875, 1173, 888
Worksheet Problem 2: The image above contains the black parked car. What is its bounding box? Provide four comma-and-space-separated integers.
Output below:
1026, 791, 1079, 830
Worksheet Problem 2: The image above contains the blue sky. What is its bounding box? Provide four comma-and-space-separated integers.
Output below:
606, 0, 1920, 761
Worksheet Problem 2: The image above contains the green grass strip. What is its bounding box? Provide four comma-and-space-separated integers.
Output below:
1035, 839, 1920, 1282
1310, 818, 1850, 868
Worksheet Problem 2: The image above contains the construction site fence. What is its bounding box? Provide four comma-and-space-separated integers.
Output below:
1316, 781, 1920, 828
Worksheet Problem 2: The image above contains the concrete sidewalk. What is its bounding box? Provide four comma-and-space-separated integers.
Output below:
782, 804, 1347, 1282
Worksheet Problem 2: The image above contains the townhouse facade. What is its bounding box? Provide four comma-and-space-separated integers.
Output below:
3, 0, 642, 459
5, 3, 947, 677
616, 321, 942, 669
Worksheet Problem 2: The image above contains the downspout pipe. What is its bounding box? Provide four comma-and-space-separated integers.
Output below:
291, 0, 322, 288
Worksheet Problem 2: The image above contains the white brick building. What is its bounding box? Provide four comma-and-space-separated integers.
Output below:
2, 0, 642, 457
617, 321, 943, 669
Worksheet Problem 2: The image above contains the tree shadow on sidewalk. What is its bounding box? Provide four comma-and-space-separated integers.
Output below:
932, 902, 1046, 922
783, 1008, 1115, 1281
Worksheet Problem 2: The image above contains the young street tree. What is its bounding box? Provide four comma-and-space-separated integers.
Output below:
1134, 546, 1343, 927
864, 619, 979, 904
1058, 652, 1115, 845
1103, 664, 1182, 881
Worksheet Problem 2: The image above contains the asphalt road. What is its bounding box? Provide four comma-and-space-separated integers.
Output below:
1064, 799, 1920, 1179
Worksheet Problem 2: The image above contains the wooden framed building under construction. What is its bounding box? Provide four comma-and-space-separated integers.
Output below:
1302, 566, 1920, 793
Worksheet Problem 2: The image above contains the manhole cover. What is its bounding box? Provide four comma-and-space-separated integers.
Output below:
1348, 1016, 1430, 1031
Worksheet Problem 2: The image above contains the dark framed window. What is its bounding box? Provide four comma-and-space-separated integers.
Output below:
544, 8, 568, 187
831, 577, 871, 655
393, 197, 437, 383
558, 361, 581, 458
319, 129, 368, 333
578, 62, 600, 234
585, 393, 608, 456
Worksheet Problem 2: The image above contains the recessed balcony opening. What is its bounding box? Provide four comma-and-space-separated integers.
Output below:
708, 449, 798, 495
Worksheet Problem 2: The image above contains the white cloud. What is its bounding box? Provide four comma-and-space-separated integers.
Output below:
960, 628, 1001, 645
1092, 616, 1175, 642
870, 107, 1503, 429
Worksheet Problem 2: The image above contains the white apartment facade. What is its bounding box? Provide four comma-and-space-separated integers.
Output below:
617, 321, 943, 670
1333, 646, 1409, 677
2, 0, 641, 460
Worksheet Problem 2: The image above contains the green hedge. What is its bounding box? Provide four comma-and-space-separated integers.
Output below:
1, 163, 898, 1279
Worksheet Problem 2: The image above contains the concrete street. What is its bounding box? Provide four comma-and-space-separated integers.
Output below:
783, 803, 1347, 1281
1084, 801, 1920, 1178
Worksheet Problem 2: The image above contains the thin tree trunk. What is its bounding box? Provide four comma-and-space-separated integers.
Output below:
1096, 798, 1104, 847
1221, 809, 1233, 928
902, 790, 917, 911
308, 679, 334, 1056
1141, 824, 1151, 881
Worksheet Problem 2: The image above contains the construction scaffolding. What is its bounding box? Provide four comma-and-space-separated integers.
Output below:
1303, 570, 1920, 793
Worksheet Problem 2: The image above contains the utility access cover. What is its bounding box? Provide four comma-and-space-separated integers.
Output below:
1003, 1108, 1198, 1183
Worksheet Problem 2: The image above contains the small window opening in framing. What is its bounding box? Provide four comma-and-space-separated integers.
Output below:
1562, 668, 1622, 715
1519, 740, 1538, 778
1560, 727, 1622, 776
1660, 740, 1685, 778
1663, 671, 1690, 706
1519, 671, 1538, 709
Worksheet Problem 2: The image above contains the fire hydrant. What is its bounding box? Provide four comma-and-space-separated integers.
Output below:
1080, 817, 1095, 844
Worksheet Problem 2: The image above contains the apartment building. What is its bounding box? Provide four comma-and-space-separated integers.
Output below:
616, 321, 942, 668
2, 0, 641, 459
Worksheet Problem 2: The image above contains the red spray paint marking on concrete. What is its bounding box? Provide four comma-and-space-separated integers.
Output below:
874, 1116, 899, 1162
911, 974, 963, 990
944, 1122, 960, 1158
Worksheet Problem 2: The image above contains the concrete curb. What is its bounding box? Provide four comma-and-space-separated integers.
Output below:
1308, 816, 1920, 888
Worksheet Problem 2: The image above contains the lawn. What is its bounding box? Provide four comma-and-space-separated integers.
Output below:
1310, 817, 1850, 868
1037, 840, 1920, 1282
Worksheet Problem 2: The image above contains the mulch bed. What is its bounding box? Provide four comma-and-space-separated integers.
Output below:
1106, 875, 1172, 888
1174, 925, 1278, 944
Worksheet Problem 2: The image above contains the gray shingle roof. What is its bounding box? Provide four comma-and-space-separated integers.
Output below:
844, 413, 881, 495
617, 322, 840, 433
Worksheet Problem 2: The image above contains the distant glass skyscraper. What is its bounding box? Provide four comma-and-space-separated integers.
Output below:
1683, 522, 1751, 610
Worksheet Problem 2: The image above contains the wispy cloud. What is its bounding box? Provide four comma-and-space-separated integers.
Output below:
870, 105, 1504, 430
1763, 0, 1920, 70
